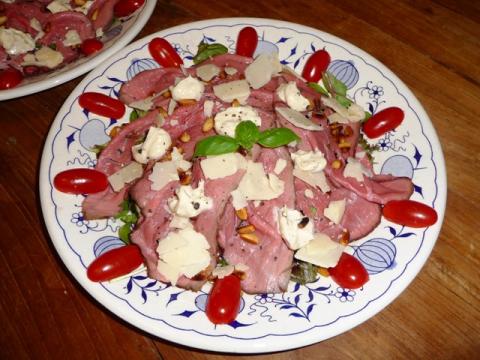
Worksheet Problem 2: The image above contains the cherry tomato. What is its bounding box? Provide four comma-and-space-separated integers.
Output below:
363, 107, 404, 139
81, 38, 104, 55
79, 92, 126, 118
236, 26, 258, 57
383, 200, 438, 228
329, 253, 369, 289
301, 49, 331, 82
206, 274, 241, 324
114, 0, 145, 17
148, 37, 183, 68
0, 68, 23, 90
54, 168, 109, 194
87, 245, 144, 282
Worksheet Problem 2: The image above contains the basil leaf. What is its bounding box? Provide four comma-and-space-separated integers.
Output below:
307, 82, 329, 96
235, 120, 260, 150
257, 128, 299, 148
118, 223, 132, 244
129, 108, 148, 122
194, 135, 239, 157
322, 72, 347, 97
335, 94, 353, 108
193, 41, 228, 65
115, 198, 139, 244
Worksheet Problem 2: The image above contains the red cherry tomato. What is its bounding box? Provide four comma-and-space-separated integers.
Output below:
54, 168, 109, 194
148, 37, 183, 68
87, 245, 144, 282
329, 253, 369, 289
114, 0, 145, 17
0, 68, 23, 90
383, 200, 438, 228
236, 26, 258, 57
81, 38, 104, 55
79, 92, 126, 118
301, 49, 331, 82
363, 107, 404, 139
206, 274, 241, 324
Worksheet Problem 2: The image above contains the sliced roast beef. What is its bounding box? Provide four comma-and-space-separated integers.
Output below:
87, 0, 119, 30
119, 67, 184, 105
220, 147, 295, 293
5, 2, 49, 36
82, 111, 157, 219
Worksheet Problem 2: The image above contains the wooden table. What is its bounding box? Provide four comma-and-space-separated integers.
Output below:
1, 0, 478, 358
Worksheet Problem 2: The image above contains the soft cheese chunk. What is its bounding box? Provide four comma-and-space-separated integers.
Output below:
278, 206, 314, 250
200, 153, 247, 180
294, 233, 345, 268
276, 81, 310, 112
214, 105, 262, 137
168, 180, 213, 218
213, 79, 250, 103
291, 149, 327, 173
245, 53, 282, 89
132, 127, 171, 164
0, 28, 35, 55
323, 199, 346, 225
172, 76, 204, 101
156, 228, 210, 285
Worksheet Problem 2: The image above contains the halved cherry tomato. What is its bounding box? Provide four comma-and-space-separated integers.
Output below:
0, 68, 23, 90
383, 200, 438, 228
363, 107, 404, 139
114, 0, 145, 17
54, 168, 109, 194
236, 26, 258, 57
87, 245, 144, 282
301, 49, 331, 82
81, 38, 104, 56
206, 274, 241, 324
329, 253, 369, 289
79, 92, 126, 118
148, 37, 183, 68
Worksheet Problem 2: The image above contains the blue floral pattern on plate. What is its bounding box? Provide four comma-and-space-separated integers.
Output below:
39, 19, 446, 353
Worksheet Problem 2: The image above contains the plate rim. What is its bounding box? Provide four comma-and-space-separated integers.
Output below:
0, 0, 157, 101
39, 17, 447, 353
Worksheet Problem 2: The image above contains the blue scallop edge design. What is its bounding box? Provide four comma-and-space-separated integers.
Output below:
46, 22, 439, 342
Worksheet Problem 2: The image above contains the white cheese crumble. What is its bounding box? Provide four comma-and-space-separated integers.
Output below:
108, 162, 143, 192
275, 106, 323, 131
196, 63, 220, 82
278, 206, 314, 250
200, 153, 247, 180
273, 158, 287, 175
245, 53, 282, 89
171, 76, 204, 101
294, 233, 345, 268
63, 29, 82, 47
304, 188, 314, 199
291, 149, 327, 173
74, 0, 94, 15
323, 199, 346, 225
276, 81, 310, 112
0, 28, 35, 55
156, 228, 210, 285
132, 127, 171, 164
168, 180, 213, 218
22, 46, 64, 68
213, 79, 251, 103
214, 105, 262, 137
148, 147, 191, 191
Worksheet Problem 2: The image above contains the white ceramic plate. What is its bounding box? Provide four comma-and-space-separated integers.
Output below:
39, 18, 446, 353
0, 0, 156, 101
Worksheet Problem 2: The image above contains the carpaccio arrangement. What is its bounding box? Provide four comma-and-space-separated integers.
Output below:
0, 0, 145, 89
53, 26, 438, 325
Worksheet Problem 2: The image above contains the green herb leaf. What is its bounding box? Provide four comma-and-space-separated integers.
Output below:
193, 41, 228, 65
358, 134, 379, 162
234, 120, 260, 150
90, 143, 108, 156
48, 43, 57, 51
114, 198, 139, 244
335, 94, 353, 108
129, 108, 148, 122
307, 82, 329, 96
309, 205, 317, 216
322, 71, 347, 97
194, 135, 240, 157
257, 128, 299, 148
218, 257, 229, 267
290, 260, 318, 285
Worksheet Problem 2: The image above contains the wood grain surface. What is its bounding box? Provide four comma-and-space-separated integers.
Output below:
1, 0, 479, 358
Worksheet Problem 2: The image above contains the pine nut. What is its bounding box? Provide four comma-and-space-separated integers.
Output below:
232, 99, 240, 107
0, 16, 7, 26
178, 99, 196, 106
318, 267, 330, 277
235, 208, 248, 221
180, 132, 190, 143
240, 233, 259, 245
202, 117, 214, 132
237, 224, 255, 234
331, 159, 342, 169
